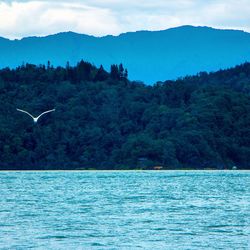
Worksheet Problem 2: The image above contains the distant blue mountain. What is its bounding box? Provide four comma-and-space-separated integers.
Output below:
1, 25, 250, 84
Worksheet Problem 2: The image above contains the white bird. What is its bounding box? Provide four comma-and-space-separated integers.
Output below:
17, 108, 55, 123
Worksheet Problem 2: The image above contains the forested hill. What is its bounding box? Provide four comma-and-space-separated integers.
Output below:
0, 61, 250, 170
1, 26, 250, 83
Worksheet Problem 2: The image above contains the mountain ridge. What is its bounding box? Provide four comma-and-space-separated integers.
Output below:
1, 25, 250, 83
1, 25, 249, 41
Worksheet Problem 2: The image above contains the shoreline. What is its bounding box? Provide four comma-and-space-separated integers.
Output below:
0, 169, 249, 172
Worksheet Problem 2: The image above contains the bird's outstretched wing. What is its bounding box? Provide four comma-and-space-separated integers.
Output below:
16, 108, 35, 120
36, 109, 56, 120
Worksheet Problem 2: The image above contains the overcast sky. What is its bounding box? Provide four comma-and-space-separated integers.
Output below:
0, 0, 250, 39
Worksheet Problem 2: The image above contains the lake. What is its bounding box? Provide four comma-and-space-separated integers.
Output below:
0, 171, 249, 249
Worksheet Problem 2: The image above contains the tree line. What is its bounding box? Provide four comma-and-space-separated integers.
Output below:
0, 61, 249, 170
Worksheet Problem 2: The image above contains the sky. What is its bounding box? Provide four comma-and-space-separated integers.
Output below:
0, 0, 250, 39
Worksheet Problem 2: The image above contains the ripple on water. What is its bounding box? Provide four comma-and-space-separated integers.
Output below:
0, 170, 249, 249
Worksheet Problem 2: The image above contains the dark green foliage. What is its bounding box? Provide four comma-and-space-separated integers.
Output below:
110, 64, 128, 80
0, 61, 250, 170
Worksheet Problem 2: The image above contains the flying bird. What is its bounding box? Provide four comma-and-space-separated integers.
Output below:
17, 108, 55, 123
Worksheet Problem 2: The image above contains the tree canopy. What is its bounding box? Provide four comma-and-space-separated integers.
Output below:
0, 61, 250, 170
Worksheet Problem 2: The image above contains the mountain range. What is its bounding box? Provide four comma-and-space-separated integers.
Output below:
1, 25, 250, 84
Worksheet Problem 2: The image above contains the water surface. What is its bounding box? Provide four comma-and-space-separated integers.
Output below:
0, 171, 249, 249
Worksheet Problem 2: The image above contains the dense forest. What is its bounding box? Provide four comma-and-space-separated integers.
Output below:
0, 61, 250, 170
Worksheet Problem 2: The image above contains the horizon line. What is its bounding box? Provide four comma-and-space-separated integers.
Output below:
1, 25, 249, 41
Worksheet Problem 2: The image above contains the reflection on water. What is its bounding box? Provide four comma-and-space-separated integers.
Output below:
0, 171, 249, 249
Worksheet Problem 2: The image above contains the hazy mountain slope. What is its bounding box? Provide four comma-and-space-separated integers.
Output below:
1, 26, 250, 83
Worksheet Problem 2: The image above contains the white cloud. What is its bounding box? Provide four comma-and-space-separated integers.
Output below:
0, 1, 120, 39
0, 0, 249, 39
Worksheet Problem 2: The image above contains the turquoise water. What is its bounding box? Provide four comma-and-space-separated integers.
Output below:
0, 171, 249, 249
